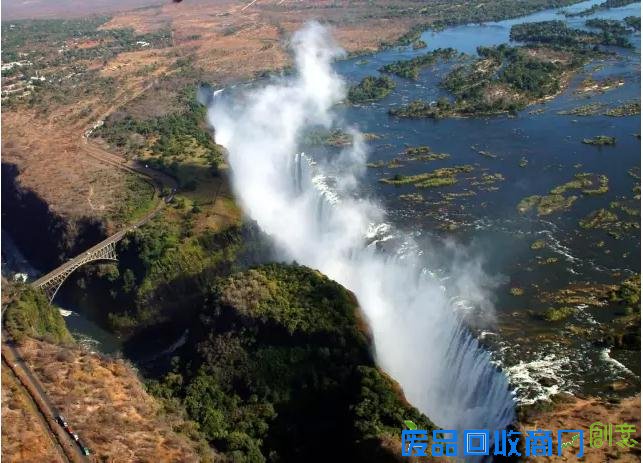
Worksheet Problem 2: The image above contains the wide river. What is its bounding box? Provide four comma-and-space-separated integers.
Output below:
324, 0, 640, 404
2, 0, 640, 407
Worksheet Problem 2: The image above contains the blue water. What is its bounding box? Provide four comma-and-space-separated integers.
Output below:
326, 1, 641, 403
1, 229, 122, 354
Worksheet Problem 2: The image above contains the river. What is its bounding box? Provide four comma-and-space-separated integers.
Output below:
328, 0, 641, 404
2, 0, 640, 411
1, 229, 123, 354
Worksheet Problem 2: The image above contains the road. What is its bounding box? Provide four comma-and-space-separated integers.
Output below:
33, 79, 179, 293
2, 356, 71, 463
2, 336, 87, 463
31, 197, 165, 289
13, 79, 178, 462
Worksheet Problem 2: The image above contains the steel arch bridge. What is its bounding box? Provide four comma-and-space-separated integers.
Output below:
31, 232, 126, 302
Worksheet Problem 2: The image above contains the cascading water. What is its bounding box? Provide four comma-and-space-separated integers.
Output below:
208, 21, 515, 435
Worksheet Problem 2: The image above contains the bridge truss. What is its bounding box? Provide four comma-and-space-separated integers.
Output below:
32, 240, 119, 302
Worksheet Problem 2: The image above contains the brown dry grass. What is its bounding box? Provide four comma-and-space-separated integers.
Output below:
100, 0, 427, 82
3, 0, 430, 227
18, 338, 210, 463
2, 111, 148, 231
1, 366, 66, 463
520, 394, 641, 462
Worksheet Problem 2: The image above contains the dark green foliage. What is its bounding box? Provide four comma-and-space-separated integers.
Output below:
499, 54, 561, 97
624, 16, 641, 31
565, 0, 638, 17
352, 366, 434, 441
347, 76, 395, 103
389, 24, 425, 46
586, 18, 630, 35
96, 85, 224, 188
151, 264, 434, 462
80, 221, 271, 337
389, 99, 451, 118
391, 43, 568, 118
380, 48, 457, 79
1, 17, 171, 64
412, 0, 592, 30
610, 274, 641, 309
582, 135, 616, 145
510, 20, 632, 48
511, 20, 593, 45
97, 87, 219, 157
4, 285, 72, 344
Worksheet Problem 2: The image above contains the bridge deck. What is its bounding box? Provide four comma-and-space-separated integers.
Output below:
31, 200, 164, 289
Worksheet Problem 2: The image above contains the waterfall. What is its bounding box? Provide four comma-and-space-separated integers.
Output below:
208, 21, 515, 435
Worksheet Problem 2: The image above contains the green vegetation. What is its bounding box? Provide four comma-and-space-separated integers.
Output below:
380, 165, 474, 188
577, 76, 624, 94
550, 173, 609, 195
148, 264, 434, 462
624, 16, 641, 31
542, 306, 575, 322
517, 194, 577, 216
303, 129, 378, 147
610, 200, 640, 217
380, 48, 457, 79
586, 18, 630, 36
565, 0, 638, 17
610, 274, 641, 309
4, 285, 72, 344
88, 220, 262, 335
582, 135, 616, 146
95, 85, 224, 189
559, 101, 639, 117
110, 175, 156, 224
510, 287, 525, 296
1, 18, 171, 109
413, 40, 428, 50
402, 146, 451, 161
579, 208, 619, 229
472, 172, 505, 189
578, 206, 639, 238
391, 42, 584, 118
558, 102, 606, 116
582, 175, 609, 195
378, 1, 594, 48
389, 99, 453, 118
416, 0, 591, 30
518, 173, 609, 215
366, 159, 404, 169
605, 101, 640, 117
347, 76, 395, 103
1, 18, 170, 62
511, 19, 632, 48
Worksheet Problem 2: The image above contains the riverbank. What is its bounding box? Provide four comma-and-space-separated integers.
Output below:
1, 0, 639, 459
519, 393, 641, 462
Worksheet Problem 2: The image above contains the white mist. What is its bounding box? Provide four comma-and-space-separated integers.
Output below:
208, 21, 515, 432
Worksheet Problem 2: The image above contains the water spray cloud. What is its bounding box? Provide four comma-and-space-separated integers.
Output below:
208, 21, 515, 432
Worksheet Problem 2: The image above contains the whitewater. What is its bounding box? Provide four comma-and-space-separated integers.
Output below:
207, 22, 515, 433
